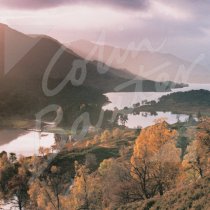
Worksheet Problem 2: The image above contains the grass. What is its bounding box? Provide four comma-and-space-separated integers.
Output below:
48, 128, 137, 176
50, 145, 120, 176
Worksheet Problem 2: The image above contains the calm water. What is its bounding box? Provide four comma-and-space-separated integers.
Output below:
0, 83, 209, 156
119, 112, 189, 128
104, 83, 210, 110
104, 83, 210, 128
0, 130, 54, 156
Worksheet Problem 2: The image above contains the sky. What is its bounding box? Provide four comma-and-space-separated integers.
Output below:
0, 0, 210, 66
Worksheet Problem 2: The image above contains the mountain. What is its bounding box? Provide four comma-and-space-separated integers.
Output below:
69, 40, 210, 84
0, 23, 174, 93
0, 24, 174, 127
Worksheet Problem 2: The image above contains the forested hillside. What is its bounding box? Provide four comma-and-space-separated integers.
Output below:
0, 118, 209, 209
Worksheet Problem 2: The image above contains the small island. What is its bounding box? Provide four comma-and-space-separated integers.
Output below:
126, 89, 210, 115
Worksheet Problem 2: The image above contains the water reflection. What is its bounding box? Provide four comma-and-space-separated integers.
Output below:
123, 112, 189, 128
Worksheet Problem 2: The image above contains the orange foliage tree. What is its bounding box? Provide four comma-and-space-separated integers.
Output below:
182, 118, 210, 179
131, 121, 181, 198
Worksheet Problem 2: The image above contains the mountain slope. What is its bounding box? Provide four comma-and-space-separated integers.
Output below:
118, 175, 210, 210
0, 24, 172, 93
0, 24, 174, 127
69, 40, 210, 84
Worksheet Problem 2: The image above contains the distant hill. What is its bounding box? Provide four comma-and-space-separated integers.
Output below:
134, 89, 210, 115
69, 40, 210, 84
158, 89, 210, 106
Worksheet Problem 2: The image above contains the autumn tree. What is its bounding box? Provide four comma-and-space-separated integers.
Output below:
7, 164, 30, 210
69, 161, 91, 209
112, 128, 122, 139
182, 118, 210, 179
0, 152, 16, 203
100, 129, 112, 142
38, 147, 50, 158
0, 153, 30, 210
98, 158, 138, 209
131, 121, 181, 198
28, 165, 70, 210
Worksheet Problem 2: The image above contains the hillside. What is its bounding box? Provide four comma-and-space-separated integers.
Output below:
69, 40, 210, 84
0, 117, 209, 209
0, 23, 173, 93
118, 175, 210, 210
158, 89, 210, 106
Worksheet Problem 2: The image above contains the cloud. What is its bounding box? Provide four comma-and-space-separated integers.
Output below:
1, 0, 210, 66
0, 0, 149, 10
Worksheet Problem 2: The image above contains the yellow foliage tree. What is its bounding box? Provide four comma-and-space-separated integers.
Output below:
28, 165, 70, 210
182, 118, 210, 180
131, 121, 181, 198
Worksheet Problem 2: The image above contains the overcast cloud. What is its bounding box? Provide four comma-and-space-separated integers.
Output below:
0, 0, 149, 10
0, 0, 210, 65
